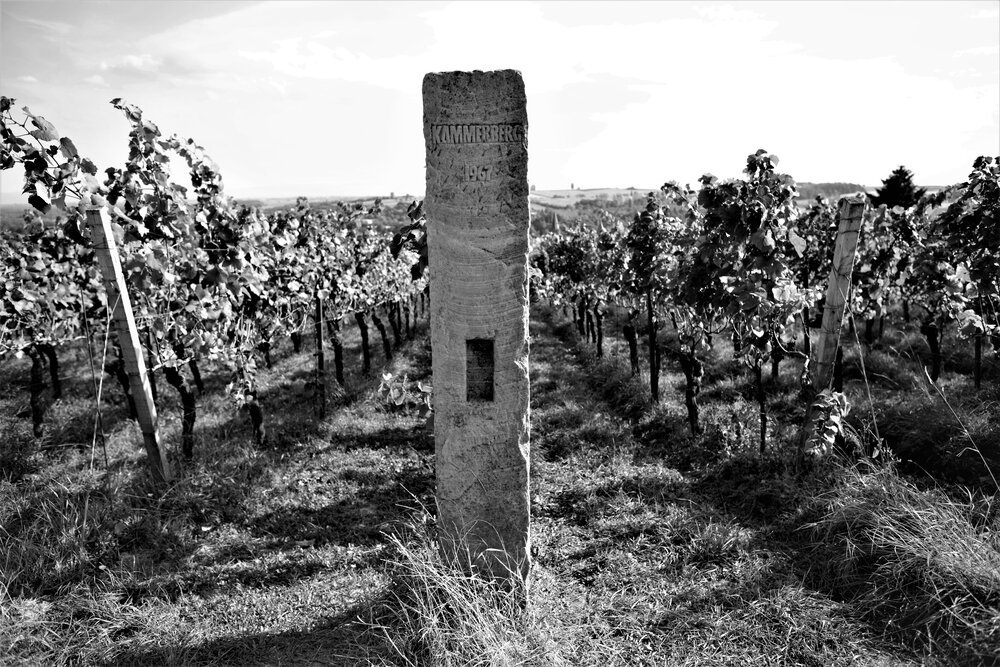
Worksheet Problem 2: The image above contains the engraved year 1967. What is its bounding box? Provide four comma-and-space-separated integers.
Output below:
465, 164, 494, 182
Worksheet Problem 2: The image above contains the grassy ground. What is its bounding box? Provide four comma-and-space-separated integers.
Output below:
522, 311, 910, 666
2, 305, 998, 665
524, 308, 998, 666
1, 317, 435, 665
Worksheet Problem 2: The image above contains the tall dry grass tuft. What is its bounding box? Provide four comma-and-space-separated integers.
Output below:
375, 515, 553, 666
374, 509, 622, 667
804, 460, 1000, 664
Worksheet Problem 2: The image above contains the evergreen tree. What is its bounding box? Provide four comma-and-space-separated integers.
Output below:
870, 165, 927, 208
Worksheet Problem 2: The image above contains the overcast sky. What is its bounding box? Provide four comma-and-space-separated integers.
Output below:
1, 0, 998, 201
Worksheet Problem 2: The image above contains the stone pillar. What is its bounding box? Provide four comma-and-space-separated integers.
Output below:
423, 70, 531, 587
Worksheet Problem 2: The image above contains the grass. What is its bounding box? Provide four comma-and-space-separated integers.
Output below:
802, 462, 1000, 664
2, 303, 998, 665
522, 305, 997, 664
374, 515, 558, 666
1, 318, 431, 665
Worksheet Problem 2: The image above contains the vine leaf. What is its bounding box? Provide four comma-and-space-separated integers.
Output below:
28, 193, 51, 214
27, 114, 60, 141
110, 98, 142, 123
59, 137, 79, 159
788, 229, 807, 257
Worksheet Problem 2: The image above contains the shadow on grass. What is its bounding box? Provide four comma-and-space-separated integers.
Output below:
120, 549, 336, 604
530, 305, 920, 660
248, 459, 433, 548
104, 602, 398, 666
214, 320, 432, 452
102, 414, 434, 607
335, 422, 434, 454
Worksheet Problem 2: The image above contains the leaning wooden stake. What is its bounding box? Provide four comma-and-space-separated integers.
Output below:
87, 208, 171, 486
811, 197, 866, 393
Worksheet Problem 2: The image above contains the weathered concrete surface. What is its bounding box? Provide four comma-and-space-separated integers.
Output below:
423, 70, 531, 586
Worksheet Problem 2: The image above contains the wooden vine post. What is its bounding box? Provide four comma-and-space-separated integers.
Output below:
811, 196, 866, 392
87, 207, 172, 486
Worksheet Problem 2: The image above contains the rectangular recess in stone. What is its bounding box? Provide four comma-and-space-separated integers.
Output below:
466, 339, 495, 401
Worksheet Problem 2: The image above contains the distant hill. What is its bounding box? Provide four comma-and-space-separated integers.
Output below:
529, 183, 877, 209
795, 182, 870, 201
239, 195, 420, 211
530, 187, 653, 210
0, 195, 421, 232
2, 183, 956, 235
0, 203, 55, 232
526, 184, 880, 234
